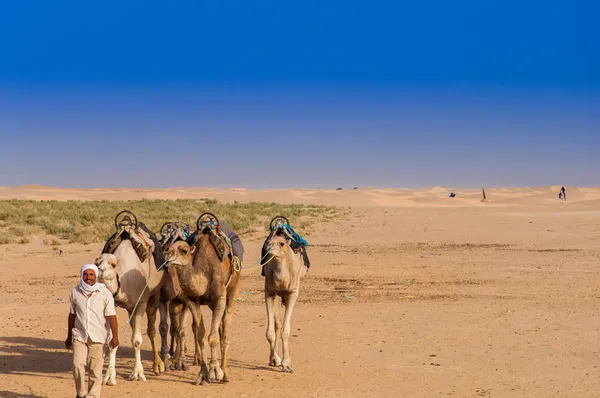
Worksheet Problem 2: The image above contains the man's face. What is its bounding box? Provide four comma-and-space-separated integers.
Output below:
82, 269, 97, 286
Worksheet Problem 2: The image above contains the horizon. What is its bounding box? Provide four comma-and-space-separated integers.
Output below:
2, 1, 599, 188
0, 183, 588, 190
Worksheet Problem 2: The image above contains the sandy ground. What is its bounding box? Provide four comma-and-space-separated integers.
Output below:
0, 186, 599, 397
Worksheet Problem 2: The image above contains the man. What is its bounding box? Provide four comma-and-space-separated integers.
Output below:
65, 264, 119, 398
220, 221, 244, 263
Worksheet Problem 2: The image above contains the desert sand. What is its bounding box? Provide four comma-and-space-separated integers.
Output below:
0, 185, 599, 397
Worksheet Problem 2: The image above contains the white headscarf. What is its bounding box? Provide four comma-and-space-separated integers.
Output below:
79, 264, 106, 294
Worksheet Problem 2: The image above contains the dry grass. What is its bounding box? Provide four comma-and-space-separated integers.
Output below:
0, 199, 340, 244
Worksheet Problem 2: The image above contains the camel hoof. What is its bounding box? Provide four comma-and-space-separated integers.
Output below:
160, 353, 170, 366
269, 357, 282, 367
193, 357, 201, 366
194, 376, 207, 385
170, 362, 188, 371
103, 368, 117, 385
214, 367, 224, 382
154, 360, 165, 376
128, 370, 147, 382
103, 375, 117, 386
281, 360, 294, 373
222, 372, 230, 383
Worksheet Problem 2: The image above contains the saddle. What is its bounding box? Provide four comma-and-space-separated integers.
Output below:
160, 221, 191, 249
102, 221, 163, 267
186, 228, 233, 262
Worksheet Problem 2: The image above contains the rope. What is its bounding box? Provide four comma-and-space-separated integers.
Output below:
240, 246, 273, 271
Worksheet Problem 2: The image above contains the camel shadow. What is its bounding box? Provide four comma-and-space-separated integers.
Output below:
0, 336, 157, 378
0, 391, 45, 398
228, 358, 274, 372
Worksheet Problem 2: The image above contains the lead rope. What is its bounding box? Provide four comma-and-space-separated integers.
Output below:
224, 246, 275, 288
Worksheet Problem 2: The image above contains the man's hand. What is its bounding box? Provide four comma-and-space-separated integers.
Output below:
65, 313, 75, 350
110, 335, 119, 349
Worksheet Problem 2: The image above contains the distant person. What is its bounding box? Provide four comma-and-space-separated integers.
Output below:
560, 186, 566, 201
65, 264, 118, 398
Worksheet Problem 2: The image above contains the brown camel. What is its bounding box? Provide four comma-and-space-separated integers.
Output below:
156, 220, 203, 370
158, 253, 202, 370
163, 234, 241, 384
263, 232, 308, 373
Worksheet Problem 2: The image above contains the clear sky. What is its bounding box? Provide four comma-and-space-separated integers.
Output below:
1, 0, 598, 188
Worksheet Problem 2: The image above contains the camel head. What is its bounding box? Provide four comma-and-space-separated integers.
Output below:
95, 253, 119, 283
265, 234, 294, 261
164, 240, 195, 269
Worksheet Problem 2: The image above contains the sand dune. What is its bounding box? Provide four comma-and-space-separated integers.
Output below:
1, 185, 598, 208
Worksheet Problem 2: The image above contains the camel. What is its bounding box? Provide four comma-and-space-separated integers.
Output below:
262, 227, 308, 373
95, 213, 165, 385
158, 262, 202, 370
163, 232, 241, 385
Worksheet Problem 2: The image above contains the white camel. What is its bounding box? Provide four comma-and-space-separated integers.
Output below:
96, 228, 165, 385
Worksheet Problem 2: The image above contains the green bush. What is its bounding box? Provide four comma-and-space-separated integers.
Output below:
0, 199, 336, 244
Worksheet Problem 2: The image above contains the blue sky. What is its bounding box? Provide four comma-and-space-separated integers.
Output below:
1, 0, 598, 188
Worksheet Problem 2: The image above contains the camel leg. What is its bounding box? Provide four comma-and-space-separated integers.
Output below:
197, 310, 210, 381
103, 333, 118, 386
129, 303, 147, 381
169, 301, 177, 358
170, 302, 189, 371
280, 292, 299, 373
147, 294, 165, 376
208, 296, 226, 382
192, 311, 202, 366
159, 300, 170, 366
186, 300, 211, 385
265, 293, 282, 367
220, 294, 238, 382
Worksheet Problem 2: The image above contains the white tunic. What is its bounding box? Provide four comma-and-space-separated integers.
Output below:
69, 285, 116, 344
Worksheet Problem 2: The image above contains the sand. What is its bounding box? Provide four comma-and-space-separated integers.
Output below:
0, 186, 598, 397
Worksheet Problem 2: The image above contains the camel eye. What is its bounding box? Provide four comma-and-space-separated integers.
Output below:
279, 242, 285, 247
179, 247, 188, 255
111, 262, 117, 268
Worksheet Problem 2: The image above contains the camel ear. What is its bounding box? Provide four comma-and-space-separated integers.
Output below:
190, 245, 196, 255
94, 256, 101, 265
286, 239, 292, 246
